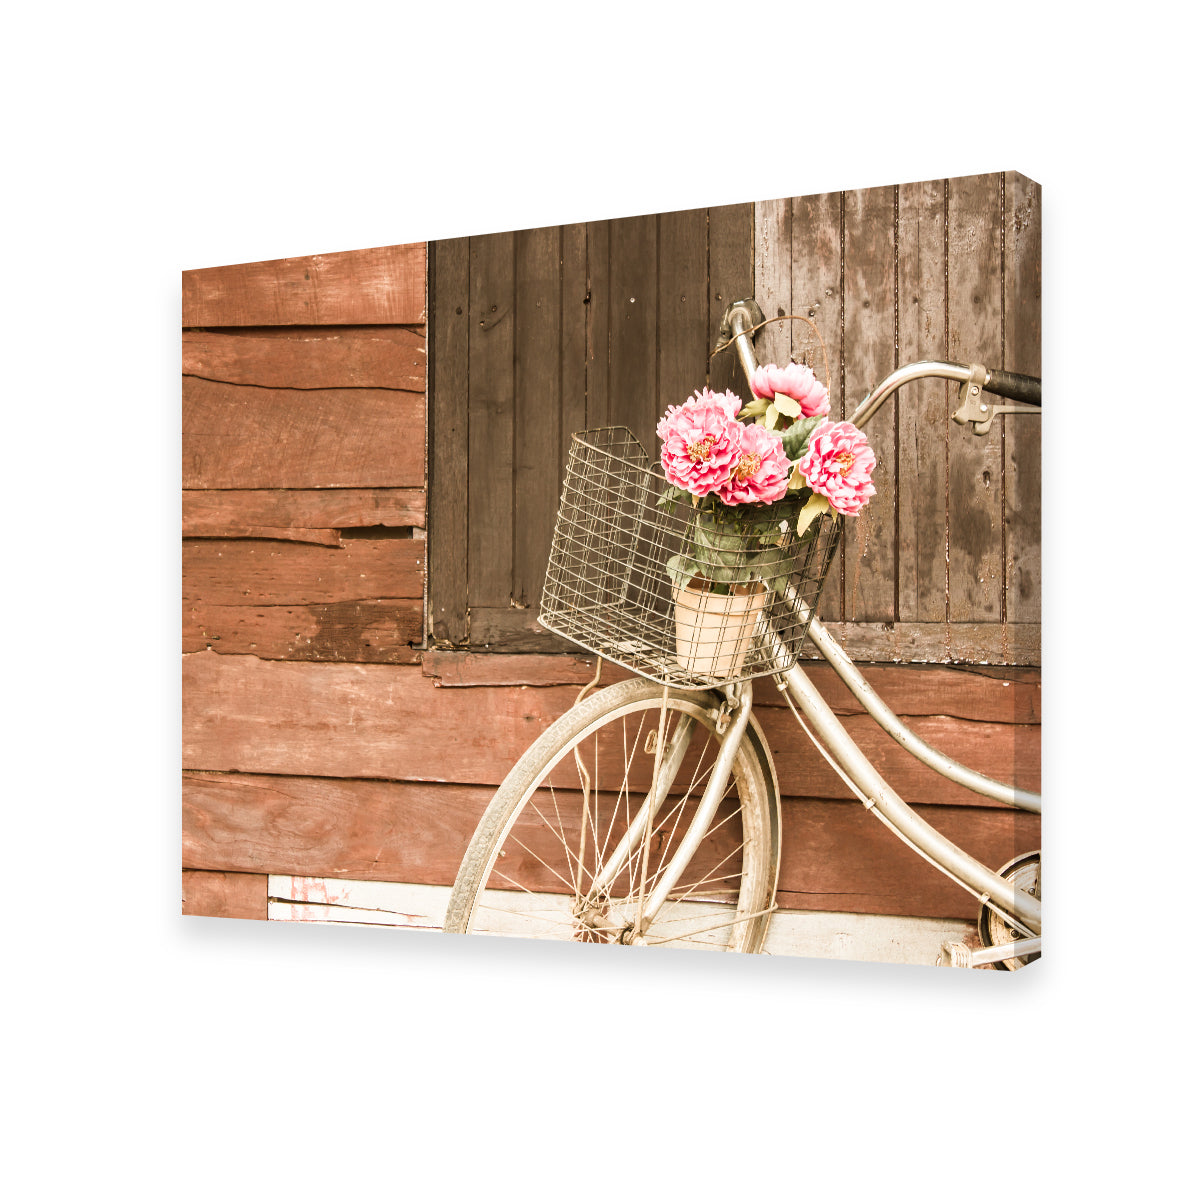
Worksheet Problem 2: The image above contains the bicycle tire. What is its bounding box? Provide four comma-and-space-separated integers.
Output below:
443, 678, 781, 952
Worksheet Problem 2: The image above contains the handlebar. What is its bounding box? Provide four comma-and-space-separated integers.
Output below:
983, 368, 1041, 406
717, 298, 1040, 436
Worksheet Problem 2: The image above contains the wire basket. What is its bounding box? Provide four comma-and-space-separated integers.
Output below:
538, 427, 842, 688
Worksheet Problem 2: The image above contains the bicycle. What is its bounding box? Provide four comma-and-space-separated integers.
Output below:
441, 299, 1042, 969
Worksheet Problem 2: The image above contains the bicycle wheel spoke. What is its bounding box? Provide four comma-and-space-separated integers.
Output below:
444, 681, 778, 953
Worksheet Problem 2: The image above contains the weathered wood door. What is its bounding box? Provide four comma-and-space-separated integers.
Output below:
428, 171, 1040, 665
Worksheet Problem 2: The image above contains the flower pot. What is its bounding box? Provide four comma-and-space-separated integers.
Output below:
672, 579, 766, 680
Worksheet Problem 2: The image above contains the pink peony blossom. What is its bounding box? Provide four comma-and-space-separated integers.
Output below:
750, 362, 830, 418
657, 388, 743, 496
716, 423, 791, 506
796, 420, 877, 515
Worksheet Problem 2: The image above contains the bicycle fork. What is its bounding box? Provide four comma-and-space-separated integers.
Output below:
576, 683, 755, 943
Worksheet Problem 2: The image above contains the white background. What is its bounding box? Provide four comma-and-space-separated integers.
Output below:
5, 3, 1193, 1195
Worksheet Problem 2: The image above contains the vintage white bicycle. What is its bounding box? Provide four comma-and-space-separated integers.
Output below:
442, 300, 1042, 968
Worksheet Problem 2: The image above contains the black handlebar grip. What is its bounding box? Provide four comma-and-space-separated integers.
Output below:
985, 369, 1041, 407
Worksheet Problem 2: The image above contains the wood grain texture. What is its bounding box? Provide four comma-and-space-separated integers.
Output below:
185, 599, 423, 662
898, 178, 950, 624
184, 772, 488, 883
657, 207, 709, 404
513, 224, 563, 607
753, 197, 793, 369
1004, 172, 1042, 627
183, 537, 424, 604
776, 796, 1038, 919
183, 488, 425, 536
183, 243, 426, 327
428, 237, 470, 644
182, 655, 1039, 803
184, 773, 1035, 921
947, 174, 1005, 622
183, 377, 425, 489
419, 651, 1041, 722
182, 869, 267, 919
842, 185, 897, 624
707, 202, 753, 398
182, 327, 425, 391
608, 214, 659, 454
467, 231, 515, 608
788, 190, 845, 622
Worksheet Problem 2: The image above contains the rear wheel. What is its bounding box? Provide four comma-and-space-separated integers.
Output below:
443, 679, 780, 952
979, 851, 1041, 970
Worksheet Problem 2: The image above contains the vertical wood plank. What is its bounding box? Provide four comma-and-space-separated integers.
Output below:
429, 237, 470, 643
560, 222, 589, 465
753, 197, 793, 371
513, 225, 564, 606
791, 190, 845, 622
842, 185, 897, 623
657, 207, 710, 407
947, 174, 1005, 623
467, 231, 516, 610
708, 202, 754, 399
1005, 172, 1042, 628
608, 213, 659, 453
585, 220, 611, 431
898, 180, 950, 624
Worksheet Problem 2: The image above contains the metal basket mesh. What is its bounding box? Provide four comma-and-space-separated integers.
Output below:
538, 427, 842, 688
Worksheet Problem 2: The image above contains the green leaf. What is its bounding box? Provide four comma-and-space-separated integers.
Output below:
764, 403, 780, 431
773, 392, 802, 418
780, 415, 825, 459
665, 553, 699, 591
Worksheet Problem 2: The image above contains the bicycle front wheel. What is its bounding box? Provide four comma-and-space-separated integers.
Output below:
443, 678, 780, 952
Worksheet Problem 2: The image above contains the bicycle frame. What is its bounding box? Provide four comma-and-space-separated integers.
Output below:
693, 301, 1044, 944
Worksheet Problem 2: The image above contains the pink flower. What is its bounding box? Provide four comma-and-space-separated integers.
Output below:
796, 420, 877, 515
750, 362, 831, 418
716, 423, 791, 506
657, 389, 743, 496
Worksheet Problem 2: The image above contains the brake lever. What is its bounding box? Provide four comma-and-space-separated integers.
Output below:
951, 362, 1041, 436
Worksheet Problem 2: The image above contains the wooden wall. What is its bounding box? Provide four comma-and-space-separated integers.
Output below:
429, 172, 1040, 664
183, 182, 1039, 933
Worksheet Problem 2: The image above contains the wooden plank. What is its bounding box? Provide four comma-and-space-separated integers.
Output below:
947, 174, 1005, 622
656, 206, 709, 405
266, 875, 980, 962
1004, 172, 1042, 626
428, 236, 470, 645
707, 202, 754, 398
898, 178, 950, 624
184, 599, 423, 662
790, 190, 845, 622
467, 231, 516, 608
186, 772, 1034, 922
182, 327, 425, 391
753, 197, 793, 371
513, 224, 563, 607
842, 185, 897, 624
560, 223, 589, 466
183, 377, 424, 489
184, 772, 490, 883
183, 537, 424, 604
182, 869, 266, 919
584, 220, 611, 430
183, 488, 425, 535
777, 796, 1038, 920
182, 243, 426, 327
420, 651, 1041, 723
812, 620, 1040, 666
182, 656, 1038, 803
607, 213, 658, 453
466, 606, 580, 651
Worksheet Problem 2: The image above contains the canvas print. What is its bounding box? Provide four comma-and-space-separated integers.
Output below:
183, 172, 1041, 969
